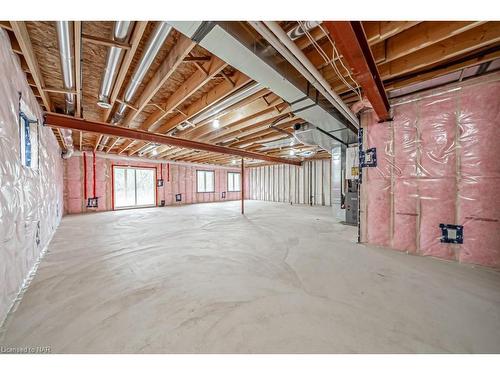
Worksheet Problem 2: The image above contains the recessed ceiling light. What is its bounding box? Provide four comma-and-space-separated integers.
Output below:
151, 148, 158, 156
289, 149, 295, 156
213, 119, 220, 128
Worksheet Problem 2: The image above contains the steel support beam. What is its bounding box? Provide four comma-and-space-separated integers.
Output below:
324, 21, 391, 121
44, 113, 301, 166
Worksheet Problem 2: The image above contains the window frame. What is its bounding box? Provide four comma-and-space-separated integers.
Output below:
196, 170, 215, 193
112, 165, 157, 210
19, 110, 40, 171
227, 172, 241, 192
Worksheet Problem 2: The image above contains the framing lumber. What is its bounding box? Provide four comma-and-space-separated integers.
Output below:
45, 113, 301, 166
324, 21, 390, 121
114, 55, 227, 153
10, 21, 52, 111
121, 34, 196, 127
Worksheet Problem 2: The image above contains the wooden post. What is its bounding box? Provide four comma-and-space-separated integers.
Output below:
241, 158, 245, 215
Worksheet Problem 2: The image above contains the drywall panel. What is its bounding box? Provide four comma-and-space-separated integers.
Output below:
361, 74, 500, 268
248, 159, 332, 206
0, 30, 63, 325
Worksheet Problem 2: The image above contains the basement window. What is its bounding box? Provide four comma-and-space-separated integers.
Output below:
19, 99, 39, 170
227, 172, 241, 192
197, 170, 215, 193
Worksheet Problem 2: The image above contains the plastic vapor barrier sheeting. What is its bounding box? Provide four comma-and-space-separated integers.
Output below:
249, 159, 332, 206
0, 29, 63, 325
360, 74, 500, 268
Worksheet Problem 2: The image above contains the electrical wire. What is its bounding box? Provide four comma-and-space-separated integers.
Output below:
298, 21, 362, 102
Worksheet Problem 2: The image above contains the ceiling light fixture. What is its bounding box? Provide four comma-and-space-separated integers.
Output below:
289, 149, 295, 156
213, 119, 220, 128
151, 148, 158, 156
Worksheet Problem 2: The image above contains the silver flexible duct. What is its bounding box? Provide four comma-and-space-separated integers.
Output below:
97, 21, 133, 109
112, 22, 173, 123
55, 21, 75, 158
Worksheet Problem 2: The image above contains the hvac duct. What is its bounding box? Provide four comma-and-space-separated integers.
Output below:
170, 82, 262, 134
293, 122, 346, 151
254, 21, 358, 128
112, 22, 173, 123
189, 82, 261, 125
167, 21, 357, 145
55, 21, 75, 158
287, 21, 321, 40
97, 21, 133, 109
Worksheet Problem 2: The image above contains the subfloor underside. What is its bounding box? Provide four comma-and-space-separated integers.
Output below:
1, 201, 499, 353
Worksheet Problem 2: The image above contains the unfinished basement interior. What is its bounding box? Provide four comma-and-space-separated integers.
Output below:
0, 18, 499, 355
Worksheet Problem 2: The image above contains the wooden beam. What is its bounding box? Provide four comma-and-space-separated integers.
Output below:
104, 21, 148, 122
372, 21, 486, 64
45, 113, 301, 166
155, 71, 252, 135
377, 22, 500, 81
324, 21, 391, 121
185, 93, 282, 141
119, 71, 252, 155
10, 22, 52, 111
121, 34, 196, 128
383, 48, 500, 92
82, 33, 131, 49
0, 21, 13, 31
362, 21, 422, 45
114, 55, 227, 153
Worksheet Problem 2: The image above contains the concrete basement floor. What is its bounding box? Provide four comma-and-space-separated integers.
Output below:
1, 200, 499, 353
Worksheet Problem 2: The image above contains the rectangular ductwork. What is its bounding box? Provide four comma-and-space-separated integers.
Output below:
167, 21, 358, 149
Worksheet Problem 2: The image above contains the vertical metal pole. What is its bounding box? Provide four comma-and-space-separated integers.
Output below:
241, 158, 245, 214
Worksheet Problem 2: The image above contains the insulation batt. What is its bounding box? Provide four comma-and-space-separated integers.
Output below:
361, 74, 500, 268
63, 154, 249, 214
0, 29, 63, 325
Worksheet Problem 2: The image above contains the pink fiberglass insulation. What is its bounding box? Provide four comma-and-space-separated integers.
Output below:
458, 82, 500, 267
63, 154, 244, 214
392, 101, 418, 252
363, 111, 392, 247
361, 74, 500, 268
417, 93, 458, 259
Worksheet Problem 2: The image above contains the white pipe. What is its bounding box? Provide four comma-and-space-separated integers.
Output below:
251, 21, 358, 129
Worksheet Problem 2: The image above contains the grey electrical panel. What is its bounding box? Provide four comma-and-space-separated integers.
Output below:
345, 180, 358, 225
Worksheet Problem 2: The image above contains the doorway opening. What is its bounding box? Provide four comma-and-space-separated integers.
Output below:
113, 165, 156, 210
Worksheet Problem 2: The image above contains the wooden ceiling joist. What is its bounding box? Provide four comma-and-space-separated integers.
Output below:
103, 21, 148, 122
323, 21, 390, 120
119, 70, 252, 156
103, 33, 196, 151
121, 34, 196, 128
10, 21, 52, 111
377, 22, 500, 81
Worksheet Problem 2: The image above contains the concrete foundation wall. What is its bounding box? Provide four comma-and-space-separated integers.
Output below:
248, 159, 332, 206
64, 153, 250, 214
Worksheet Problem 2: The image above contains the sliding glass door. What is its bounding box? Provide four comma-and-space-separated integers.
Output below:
113, 166, 156, 209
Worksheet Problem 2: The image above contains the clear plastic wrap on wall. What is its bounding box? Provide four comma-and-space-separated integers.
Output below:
248, 160, 332, 206
360, 74, 500, 268
0, 30, 64, 325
